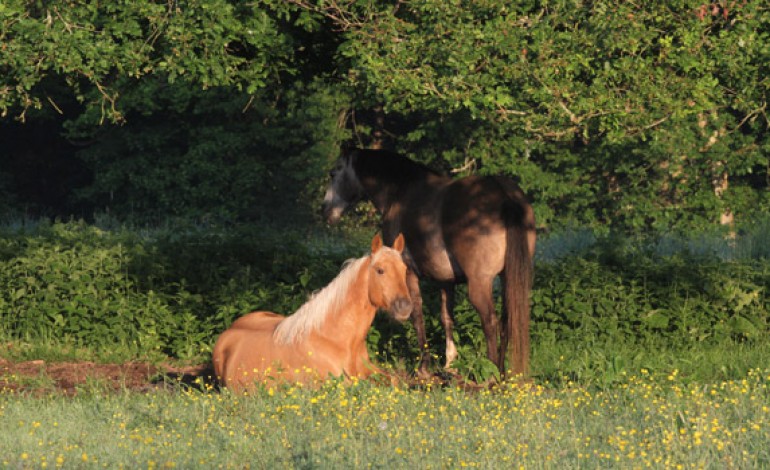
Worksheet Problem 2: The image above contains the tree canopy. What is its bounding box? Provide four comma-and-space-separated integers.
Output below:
1, 0, 768, 231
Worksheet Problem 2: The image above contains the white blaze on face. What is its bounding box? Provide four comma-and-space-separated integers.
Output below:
322, 184, 346, 223
322, 156, 361, 224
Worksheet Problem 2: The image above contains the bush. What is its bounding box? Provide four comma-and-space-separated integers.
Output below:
0, 222, 182, 357
1, 221, 768, 384
0, 221, 362, 361
532, 255, 769, 347
527, 234, 770, 384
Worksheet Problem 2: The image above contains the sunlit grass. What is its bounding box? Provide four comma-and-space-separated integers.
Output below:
1, 369, 768, 468
536, 217, 770, 262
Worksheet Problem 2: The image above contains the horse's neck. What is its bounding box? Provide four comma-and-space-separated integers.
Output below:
311, 263, 376, 346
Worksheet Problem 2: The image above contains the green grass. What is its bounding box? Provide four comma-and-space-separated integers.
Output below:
0, 340, 144, 365
531, 337, 770, 387
1, 371, 768, 468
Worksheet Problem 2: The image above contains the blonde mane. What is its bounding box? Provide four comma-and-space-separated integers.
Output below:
273, 255, 369, 344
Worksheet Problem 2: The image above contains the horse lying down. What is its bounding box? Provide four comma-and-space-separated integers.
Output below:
212, 233, 412, 391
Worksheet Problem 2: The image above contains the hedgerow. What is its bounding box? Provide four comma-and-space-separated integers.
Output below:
0, 221, 768, 383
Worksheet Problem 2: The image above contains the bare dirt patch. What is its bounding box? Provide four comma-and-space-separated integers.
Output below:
0, 358, 213, 396
0, 359, 496, 396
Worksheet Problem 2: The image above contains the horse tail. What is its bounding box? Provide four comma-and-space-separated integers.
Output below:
501, 195, 535, 378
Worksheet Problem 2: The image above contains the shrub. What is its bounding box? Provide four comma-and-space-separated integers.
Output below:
0, 221, 357, 361
1, 221, 768, 384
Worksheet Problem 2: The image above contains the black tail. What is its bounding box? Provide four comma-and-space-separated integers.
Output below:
500, 202, 534, 377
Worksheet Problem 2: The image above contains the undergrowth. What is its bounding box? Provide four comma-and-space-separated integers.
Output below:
0, 220, 768, 384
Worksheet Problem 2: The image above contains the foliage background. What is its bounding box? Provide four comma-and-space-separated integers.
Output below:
1, 1, 770, 381
1, 221, 768, 384
1, 0, 768, 231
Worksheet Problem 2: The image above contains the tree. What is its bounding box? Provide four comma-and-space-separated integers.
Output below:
1, 0, 352, 221
290, 0, 770, 230
1, 0, 768, 230
1, 0, 292, 122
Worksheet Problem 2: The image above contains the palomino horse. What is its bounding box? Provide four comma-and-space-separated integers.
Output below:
212, 233, 412, 390
322, 149, 536, 378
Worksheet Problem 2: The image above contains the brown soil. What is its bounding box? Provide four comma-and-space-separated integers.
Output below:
0, 358, 214, 396
0, 359, 494, 396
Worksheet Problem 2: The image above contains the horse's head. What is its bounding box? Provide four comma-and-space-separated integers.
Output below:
367, 233, 412, 322
322, 150, 363, 224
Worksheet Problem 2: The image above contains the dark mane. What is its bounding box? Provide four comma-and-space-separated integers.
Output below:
351, 149, 441, 182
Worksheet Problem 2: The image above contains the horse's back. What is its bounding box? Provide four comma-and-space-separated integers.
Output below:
442, 176, 519, 276
228, 311, 284, 330
444, 175, 532, 232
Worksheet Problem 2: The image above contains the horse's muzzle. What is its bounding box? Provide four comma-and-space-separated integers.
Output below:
390, 297, 413, 322
321, 202, 342, 225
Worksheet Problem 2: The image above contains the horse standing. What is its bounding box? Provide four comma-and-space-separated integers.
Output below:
213, 233, 412, 390
322, 149, 535, 378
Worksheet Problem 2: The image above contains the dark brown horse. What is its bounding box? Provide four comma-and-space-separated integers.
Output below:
322, 148, 536, 378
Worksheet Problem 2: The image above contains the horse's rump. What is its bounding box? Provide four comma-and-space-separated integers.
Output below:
441, 176, 512, 276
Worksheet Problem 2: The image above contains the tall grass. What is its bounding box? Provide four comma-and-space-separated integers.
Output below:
536, 218, 770, 262
1, 371, 768, 468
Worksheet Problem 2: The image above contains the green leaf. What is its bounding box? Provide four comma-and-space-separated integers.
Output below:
642, 310, 670, 330
728, 315, 759, 337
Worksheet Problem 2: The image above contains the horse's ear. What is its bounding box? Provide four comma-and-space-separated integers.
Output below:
345, 147, 358, 164
371, 233, 383, 253
393, 233, 405, 254
341, 141, 355, 154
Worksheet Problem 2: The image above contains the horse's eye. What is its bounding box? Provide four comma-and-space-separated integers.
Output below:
375, 267, 385, 275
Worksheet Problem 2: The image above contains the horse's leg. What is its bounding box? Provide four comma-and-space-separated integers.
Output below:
406, 269, 431, 379
354, 350, 384, 378
467, 276, 501, 371
439, 284, 458, 369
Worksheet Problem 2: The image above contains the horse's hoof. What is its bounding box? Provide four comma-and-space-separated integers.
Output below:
415, 368, 432, 380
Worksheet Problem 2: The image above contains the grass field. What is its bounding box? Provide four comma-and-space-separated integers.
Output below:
1, 370, 769, 468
